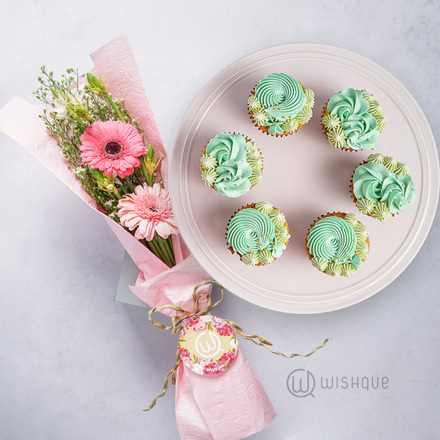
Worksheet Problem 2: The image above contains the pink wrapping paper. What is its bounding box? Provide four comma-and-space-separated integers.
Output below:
0, 35, 209, 314
0, 35, 277, 439
176, 349, 276, 440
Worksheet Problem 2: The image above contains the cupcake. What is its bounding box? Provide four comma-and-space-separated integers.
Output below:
227, 202, 290, 266
306, 212, 369, 277
200, 132, 263, 198
321, 88, 386, 151
248, 73, 315, 136
352, 153, 417, 221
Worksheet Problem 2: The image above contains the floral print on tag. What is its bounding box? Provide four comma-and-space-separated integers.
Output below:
178, 315, 238, 375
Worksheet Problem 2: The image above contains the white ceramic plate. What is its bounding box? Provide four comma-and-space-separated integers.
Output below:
169, 43, 439, 314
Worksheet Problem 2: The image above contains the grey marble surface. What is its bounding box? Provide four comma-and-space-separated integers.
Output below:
0, 1, 439, 439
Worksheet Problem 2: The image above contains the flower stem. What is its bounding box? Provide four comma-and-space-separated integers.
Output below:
104, 92, 124, 122
155, 235, 175, 267
163, 236, 176, 266
124, 177, 135, 193
145, 237, 164, 263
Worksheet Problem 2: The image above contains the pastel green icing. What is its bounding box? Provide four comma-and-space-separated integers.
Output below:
353, 161, 417, 215
322, 114, 341, 130
201, 168, 219, 187
311, 257, 328, 272
267, 119, 284, 135
252, 73, 314, 135
281, 118, 299, 133
255, 201, 273, 215
227, 208, 286, 260
367, 153, 385, 164
355, 241, 370, 260
296, 106, 313, 125
376, 116, 387, 132
371, 201, 393, 221
255, 73, 305, 121
383, 156, 399, 173
246, 141, 259, 156
247, 95, 261, 112
356, 198, 375, 214
204, 133, 253, 197
327, 126, 347, 148
303, 88, 315, 106
307, 214, 368, 276
353, 222, 368, 241
395, 162, 410, 176
241, 252, 259, 266
269, 209, 286, 228
253, 109, 269, 125
276, 229, 290, 244
369, 101, 383, 117
307, 216, 357, 265
258, 249, 275, 265
249, 168, 263, 186
248, 155, 263, 169
344, 213, 359, 226
327, 88, 381, 150
200, 153, 218, 169
362, 89, 376, 103
326, 262, 342, 277
341, 263, 357, 277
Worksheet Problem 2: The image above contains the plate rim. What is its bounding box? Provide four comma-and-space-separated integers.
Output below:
170, 43, 439, 314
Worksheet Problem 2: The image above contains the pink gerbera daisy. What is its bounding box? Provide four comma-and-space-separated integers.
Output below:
79, 120, 146, 178
117, 183, 178, 241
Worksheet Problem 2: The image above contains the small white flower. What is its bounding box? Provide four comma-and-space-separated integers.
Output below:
73, 166, 86, 176
71, 82, 86, 102
52, 95, 69, 118
191, 363, 204, 374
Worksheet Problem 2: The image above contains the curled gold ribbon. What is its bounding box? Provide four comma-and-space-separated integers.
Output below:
143, 280, 330, 411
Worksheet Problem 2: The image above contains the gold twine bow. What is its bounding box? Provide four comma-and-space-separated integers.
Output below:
143, 280, 330, 411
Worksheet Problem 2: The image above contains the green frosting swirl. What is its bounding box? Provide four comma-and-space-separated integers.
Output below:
204, 133, 253, 198
307, 213, 368, 276
255, 73, 305, 121
327, 88, 381, 150
307, 216, 357, 264
250, 74, 314, 135
353, 161, 417, 214
227, 208, 286, 261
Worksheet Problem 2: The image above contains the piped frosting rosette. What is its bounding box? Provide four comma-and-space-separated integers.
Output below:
248, 73, 315, 136
306, 212, 369, 277
352, 153, 417, 221
321, 88, 386, 151
227, 202, 290, 266
200, 132, 263, 198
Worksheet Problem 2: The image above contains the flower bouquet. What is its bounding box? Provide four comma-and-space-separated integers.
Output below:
0, 35, 210, 313
35, 66, 178, 267
0, 35, 328, 440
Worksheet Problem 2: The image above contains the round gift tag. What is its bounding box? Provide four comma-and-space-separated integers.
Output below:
178, 314, 238, 375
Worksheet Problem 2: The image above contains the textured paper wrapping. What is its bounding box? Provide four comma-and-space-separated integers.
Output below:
175, 349, 276, 440
0, 35, 209, 314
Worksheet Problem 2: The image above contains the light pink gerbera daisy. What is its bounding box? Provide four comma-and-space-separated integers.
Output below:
79, 120, 146, 178
117, 183, 178, 241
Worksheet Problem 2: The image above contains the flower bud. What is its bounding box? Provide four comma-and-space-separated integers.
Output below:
86, 73, 106, 95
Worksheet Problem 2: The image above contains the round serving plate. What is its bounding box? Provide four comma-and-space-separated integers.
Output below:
169, 43, 439, 314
